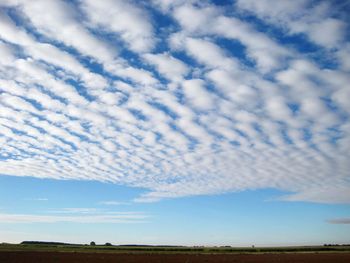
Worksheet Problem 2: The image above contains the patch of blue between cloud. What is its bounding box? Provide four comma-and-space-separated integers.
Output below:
234, 128, 250, 141
145, 3, 179, 53
0, 40, 26, 60
65, 79, 95, 102
139, 61, 170, 86
204, 81, 231, 105
128, 108, 149, 121
300, 127, 323, 151
211, 0, 234, 8
57, 137, 78, 151
172, 88, 185, 104
215, 37, 254, 67
0, 150, 28, 161
287, 103, 300, 116
148, 101, 178, 119
322, 97, 348, 121
252, 122, 274, 146
22, 97, 45, 111
278, 122, 294, 145
3, 6, 32, 32
168, 122, 199, 150
2, 125, 25, 137
31, 84, 68, 105
324, 126, 344, 144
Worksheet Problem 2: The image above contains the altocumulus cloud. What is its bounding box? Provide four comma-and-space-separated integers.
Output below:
0, 0, 349, 203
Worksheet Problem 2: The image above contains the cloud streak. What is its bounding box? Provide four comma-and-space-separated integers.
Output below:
327, 218, 350, 225
0, 212, 149, 224
99, 201, 129, 206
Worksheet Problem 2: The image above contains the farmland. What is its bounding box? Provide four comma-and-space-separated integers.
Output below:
1, 243, 350, 263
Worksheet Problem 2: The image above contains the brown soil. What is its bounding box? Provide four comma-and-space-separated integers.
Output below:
1, 251, 350, 263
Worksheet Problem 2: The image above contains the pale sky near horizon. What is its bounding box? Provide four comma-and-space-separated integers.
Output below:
0, 0, 349, 246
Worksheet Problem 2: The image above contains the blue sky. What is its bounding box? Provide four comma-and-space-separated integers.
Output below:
0, 0, 349, 245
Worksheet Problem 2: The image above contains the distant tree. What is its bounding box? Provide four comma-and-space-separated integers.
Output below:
105, 242, 112, 246
90, 241, 96, 246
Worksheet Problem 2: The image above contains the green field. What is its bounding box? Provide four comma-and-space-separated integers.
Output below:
1, 243, 350, 254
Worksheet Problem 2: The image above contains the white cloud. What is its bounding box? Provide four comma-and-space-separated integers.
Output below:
15, 0, 115, 62
236, 0, 307, 19
173, 3, 219, 32
182, 79, 215, 111
184, 37, 238, 70
107, 63, 158, 86
80, 0, 155, 53
0, 41, 15, 64
337, 44, 350, 71
307, 18, 346, 48
0, 93, 39, 114
143, 52, 189, 82
265, 96, 293, 121
0, 11, 33, 45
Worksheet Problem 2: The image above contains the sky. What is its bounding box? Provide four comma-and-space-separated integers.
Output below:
0, 0, 349, 246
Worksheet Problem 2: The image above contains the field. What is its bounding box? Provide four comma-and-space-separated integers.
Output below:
1, 243, 350, 263
2, 251, 350, 263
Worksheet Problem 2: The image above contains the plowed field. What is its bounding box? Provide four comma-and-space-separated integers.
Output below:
1, 251, 350, 263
